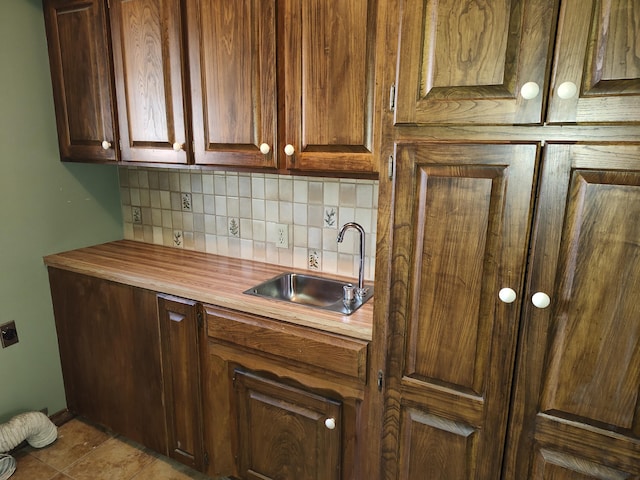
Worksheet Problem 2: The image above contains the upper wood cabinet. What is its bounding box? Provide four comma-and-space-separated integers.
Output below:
394, 0, 556, 125
186, 0, 381, 175
186, 0, 277, 170
279, 0, 380, 175
380, 143, 537, 479
395, 0, 640, 125
43, 0, 118, 162
547, 0, 640, 123
503, 144, 640, 479
109, 0, 189, 164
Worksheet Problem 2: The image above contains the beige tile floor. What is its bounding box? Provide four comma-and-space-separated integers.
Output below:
10, 417, 216, 480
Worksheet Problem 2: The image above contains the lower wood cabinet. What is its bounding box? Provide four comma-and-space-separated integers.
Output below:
47, 270, 205, 469
157, 295, 205, 471
48, 268, 167, 453
47, 268, 370, 480
234, 370, 342, 480
202, 304, 368, 480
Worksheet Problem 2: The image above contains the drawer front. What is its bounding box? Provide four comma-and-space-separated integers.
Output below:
205, 305, 368, 382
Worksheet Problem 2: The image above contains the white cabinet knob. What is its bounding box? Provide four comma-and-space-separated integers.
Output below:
284, 144, 295, 156
557, 81, 578, 99
520, 81, 540, 100
172, 142, 184, 152
259, 143, 271, 155
498, 288, 517, 304
324, 418, 336, 430
531, 292, 551, 309
101, 140, 112, 150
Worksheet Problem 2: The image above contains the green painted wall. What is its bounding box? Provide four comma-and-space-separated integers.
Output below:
0, 0, 123, 423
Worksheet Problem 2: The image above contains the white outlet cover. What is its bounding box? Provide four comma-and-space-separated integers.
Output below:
276, 224, 289, 248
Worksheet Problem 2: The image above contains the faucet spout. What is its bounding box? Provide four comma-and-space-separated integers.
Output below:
337, 222, 367, 297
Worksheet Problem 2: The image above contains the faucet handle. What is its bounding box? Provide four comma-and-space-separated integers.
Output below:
343, 284, 355, 305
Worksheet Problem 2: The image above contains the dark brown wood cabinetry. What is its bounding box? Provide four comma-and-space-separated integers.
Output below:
202, 304, 367, 480
503, 144, 640, 479
43, 0, 382, 176
380, 143, 537, 479
109, 0, 189, 164
370, 1, 640, 479
43, 0, 118, 162
394, 0, 640, 126
157, 295, 205, 470
187, 0, 381, 175
47, 268, 166, 453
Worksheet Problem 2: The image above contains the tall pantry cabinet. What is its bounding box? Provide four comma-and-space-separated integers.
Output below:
370, 0, 640, 478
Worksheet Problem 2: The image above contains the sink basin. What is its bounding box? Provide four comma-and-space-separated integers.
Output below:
243, 272, 374, 315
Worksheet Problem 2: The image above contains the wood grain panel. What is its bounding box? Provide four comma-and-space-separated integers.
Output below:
43, 0, 117, 162
381, 143, 537, 480
158, 295, 204, 470
48, 268, 167, 453
407, 169, 495, 392
187, 0, 277, 168
206, 305, 368, 382
548, 0, 640, 123
398, 405, 478, 479
282, 0, 380, 174
110, 0, 188, 163
395, 0, 557, 124
503, 144, 640, 479
234, 370, 342, 480
531, 449, 630, 480
540, 170, 640, 430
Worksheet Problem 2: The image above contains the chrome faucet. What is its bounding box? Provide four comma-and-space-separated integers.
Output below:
337, 222, 368, 298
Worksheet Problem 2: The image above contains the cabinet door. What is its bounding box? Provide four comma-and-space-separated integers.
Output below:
503, 144, 640, 479
110, 0, 189, 164
186, 0, 277, 169
43, 0, 117, 162
381, 144, 537, 479
234, 370, 342, 480
47, 268, 167, 453
394, 0, 556, 125
281, 0, 380, 174
157, 295, 204, 470
547, 0, 640, 123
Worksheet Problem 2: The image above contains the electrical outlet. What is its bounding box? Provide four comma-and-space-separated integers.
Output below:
276, 224, 289, 248
1, 321, 19, 348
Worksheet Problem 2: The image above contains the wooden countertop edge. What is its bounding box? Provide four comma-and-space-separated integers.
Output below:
43, 240, 373, 341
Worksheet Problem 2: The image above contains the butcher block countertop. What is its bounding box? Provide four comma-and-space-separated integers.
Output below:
43, 240, 373, 341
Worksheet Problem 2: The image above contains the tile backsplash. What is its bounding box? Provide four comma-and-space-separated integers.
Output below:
119, 168, 378, 281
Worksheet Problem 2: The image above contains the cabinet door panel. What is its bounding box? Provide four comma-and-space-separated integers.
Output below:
47, 268, 166, 453
282, 0, 379, 174
235, 370, 342, 480
548, 0, 640, 123
187, 0, 277, 169
504, 144, 640, 479
43, 0, 117, 162
382, 143, 537, 479
158, 295, 204, 470
110, 0, 188, 163
395, 0, 556, 125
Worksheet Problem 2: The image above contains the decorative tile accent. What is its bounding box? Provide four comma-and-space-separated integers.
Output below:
324, 207, 337, 228
132, 206, 142, 224
173, 230, 184, 248
181, 193, 192, 211
308, 249, 321, 270
228, 217, 240, 237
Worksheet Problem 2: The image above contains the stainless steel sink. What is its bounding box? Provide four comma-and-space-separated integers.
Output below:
243, 272, 374, 315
